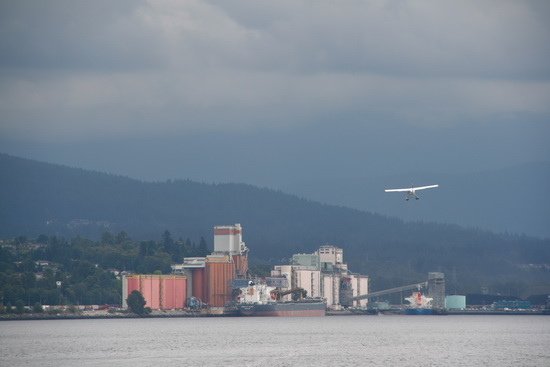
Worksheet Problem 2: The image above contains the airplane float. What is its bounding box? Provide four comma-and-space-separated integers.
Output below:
384, 184, 439, 201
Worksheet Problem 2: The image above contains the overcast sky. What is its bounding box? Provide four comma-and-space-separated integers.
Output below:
1, 0, 549, 184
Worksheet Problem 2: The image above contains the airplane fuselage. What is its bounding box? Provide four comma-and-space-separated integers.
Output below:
405, 190, 419, 201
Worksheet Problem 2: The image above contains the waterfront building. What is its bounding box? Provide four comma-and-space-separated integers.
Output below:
122, 274, 187, 310
273, 245, 369, 310
170, 224, 249, 307
427, 272, 446, 310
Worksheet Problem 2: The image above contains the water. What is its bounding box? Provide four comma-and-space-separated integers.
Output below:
1, 315, 549, 366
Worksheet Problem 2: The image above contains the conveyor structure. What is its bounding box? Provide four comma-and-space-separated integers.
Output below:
352, 281, 428, 301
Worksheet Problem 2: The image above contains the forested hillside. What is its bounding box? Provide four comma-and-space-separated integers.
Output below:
0, 232, 209, 308
2, 153, 549, 296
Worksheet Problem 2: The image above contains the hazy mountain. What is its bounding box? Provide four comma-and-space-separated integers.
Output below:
5, 123, 548, 239
1, 153, 549, 296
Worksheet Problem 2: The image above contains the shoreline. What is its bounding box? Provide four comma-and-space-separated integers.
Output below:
2, 309, 549, 321
0, 310, 228, 321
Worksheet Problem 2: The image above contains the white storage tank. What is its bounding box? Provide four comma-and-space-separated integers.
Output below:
294, 269, 321, 298
322, 274, 341, 309
445, 295, 466, 310
350, 274, 369, 308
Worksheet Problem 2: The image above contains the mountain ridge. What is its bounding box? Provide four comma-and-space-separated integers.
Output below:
1, 152, 549, 295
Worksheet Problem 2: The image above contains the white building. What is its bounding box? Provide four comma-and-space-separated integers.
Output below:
271, 265, 322, 299
213, 223, 248, 255
316, 245, 343, 266
349, 274, 369, 308
272, 245, 369, 310
322, 274, 341, 309
271, 265, 294, 301
294, 268, 321, 298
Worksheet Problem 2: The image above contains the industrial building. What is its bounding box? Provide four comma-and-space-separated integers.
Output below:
171, 223, 249, 307
272, 245, 369, 310
124, 225, 369, 312
122, 224, 248, 310
122, 274, 187, 310
427, 272, 446, 310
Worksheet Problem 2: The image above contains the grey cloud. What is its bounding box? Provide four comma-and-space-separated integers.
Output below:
2, 1, 549, 78
205, 0, 550, 79
0, 0, 549, 142
0, 0, 159, 71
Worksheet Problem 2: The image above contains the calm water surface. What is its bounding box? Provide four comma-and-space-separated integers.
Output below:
1, 315, 549, 366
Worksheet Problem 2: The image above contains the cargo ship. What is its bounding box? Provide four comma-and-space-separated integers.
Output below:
404, 291, 433, 315
234, 281, 326, 317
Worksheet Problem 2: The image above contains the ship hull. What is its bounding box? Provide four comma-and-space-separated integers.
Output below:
238, 301, 326, 317
405, 308, 433, 315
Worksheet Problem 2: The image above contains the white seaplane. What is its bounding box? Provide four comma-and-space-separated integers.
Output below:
384, 184, 439, 200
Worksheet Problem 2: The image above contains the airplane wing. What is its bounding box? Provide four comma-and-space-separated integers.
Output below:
413, 184, 439, 191
384, 188, 412, 192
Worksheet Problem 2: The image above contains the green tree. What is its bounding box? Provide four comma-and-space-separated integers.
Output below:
139, 241, 156, 257
115, 231, 129, 244
198, 237, 209, 257
32, 302, 44, 313
15, 300, 25, 314
139, 242, 148, 256
161, 230, 173, 252
23, 271, 36, 289
101, 231, 114, 245
126, 290, 150, 316
15, 236, 27, 245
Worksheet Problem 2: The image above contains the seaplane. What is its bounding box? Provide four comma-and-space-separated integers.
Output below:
384, 184, 439, 201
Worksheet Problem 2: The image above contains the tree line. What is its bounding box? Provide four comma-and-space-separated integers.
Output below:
0, 231, 209, 312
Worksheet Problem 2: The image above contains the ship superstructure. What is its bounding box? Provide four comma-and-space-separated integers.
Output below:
235, 280, 326, 317
404, 291, 434, 314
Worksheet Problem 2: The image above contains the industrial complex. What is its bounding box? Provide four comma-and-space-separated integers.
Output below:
3, 226, 545, 319
122, 223, 374, 314
120, 223, 486, 316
